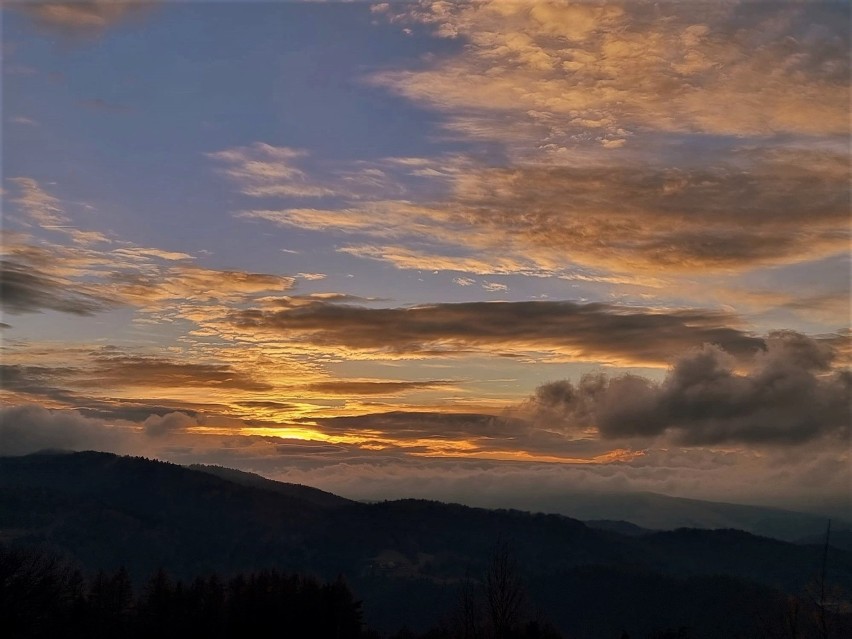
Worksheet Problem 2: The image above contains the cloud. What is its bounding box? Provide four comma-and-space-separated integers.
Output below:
1, 239, 292, 318
80, 97, 132, 113
311, 410, 571, 459
0, 363, 82, 406
236, 147, 849, 277
453, 277, 476, 287
15, 1, 155, 34
226, 298, 763, 366
5, 178, 114, 247
209, 143, 335, 198
143, 411, 199, 437
303, 410, 571, 463
482, 282, 507, 293
105, 265, 295, 307
528, 331, 851, 445
80, 353, 274, 392
0, 349, 275, 416
3, 401, 842, 516
239, 445, 850, 517
0, 259, 112, 315
10, 116, 38, 126
74, 400, 203, 424
6, 177, 69, 227
0, 404, 135, 456
304, 380, 456, 396
338, 244, 546, 276
2, 176, 294, 321
440, 155, 849, 273
374, 2, 849, 147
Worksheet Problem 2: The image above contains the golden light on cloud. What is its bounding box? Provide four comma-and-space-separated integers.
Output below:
373, 1, 849, 147
410, 447, 646, 465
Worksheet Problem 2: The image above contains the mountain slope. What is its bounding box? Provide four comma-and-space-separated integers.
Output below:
188, 463, 353, 508
2, 451, 851, 637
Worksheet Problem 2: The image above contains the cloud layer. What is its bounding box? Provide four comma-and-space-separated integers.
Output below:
228, 298, 763, 366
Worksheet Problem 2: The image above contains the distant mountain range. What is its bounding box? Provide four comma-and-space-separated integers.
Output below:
508, 491, 848, 546
1, 451, 850, 638
191, 460, 849, 547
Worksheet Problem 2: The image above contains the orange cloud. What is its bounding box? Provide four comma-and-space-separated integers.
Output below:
374, 1, 849, 149
230, 145, 849, 279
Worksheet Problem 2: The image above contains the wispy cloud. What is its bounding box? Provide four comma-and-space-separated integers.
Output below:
209, 143, 335, 198
2, 178, 295, 320
105, 265, 294, 308
6, 177, 69, 227
15, 1, 156, 35
9, 116, 38, 126
482, 282, 507, 293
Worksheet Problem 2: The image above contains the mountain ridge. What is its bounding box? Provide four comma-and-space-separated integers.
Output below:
2, 451, 850, 637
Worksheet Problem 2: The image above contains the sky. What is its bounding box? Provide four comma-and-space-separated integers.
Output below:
1, 0, 850, 516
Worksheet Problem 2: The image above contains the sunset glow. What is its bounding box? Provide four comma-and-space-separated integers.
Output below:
2, 0, 849, 514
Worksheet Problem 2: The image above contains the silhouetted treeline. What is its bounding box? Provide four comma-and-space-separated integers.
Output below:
0, 546, 365, 639
4, 544, 851, 639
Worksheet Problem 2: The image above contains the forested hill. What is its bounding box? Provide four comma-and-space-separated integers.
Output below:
2, 451, 850, 638
187, 463, 354, 508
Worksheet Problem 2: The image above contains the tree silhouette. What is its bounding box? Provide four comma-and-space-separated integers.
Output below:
485, 538, 526, 639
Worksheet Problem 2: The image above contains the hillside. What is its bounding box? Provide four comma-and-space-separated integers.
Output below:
2, 451, 850, 637
188, 463, 354, 508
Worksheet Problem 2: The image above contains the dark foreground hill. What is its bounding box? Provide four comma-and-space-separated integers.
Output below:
1, 451, 850, 638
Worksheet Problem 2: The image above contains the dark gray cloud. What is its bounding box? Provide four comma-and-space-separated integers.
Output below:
0, 364, 83, 404
0, 360, 208, 420
0, 259, 111, 315
0, 404, 133, 456
316, 411, 524, 440
143, 411, 199, 437
2, 352, 272, 398
229, 299, 764, 365
312, 411, 614, 461
75, 401, 201, 423
81, 354, 273, 391
529, 331, 851, 445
